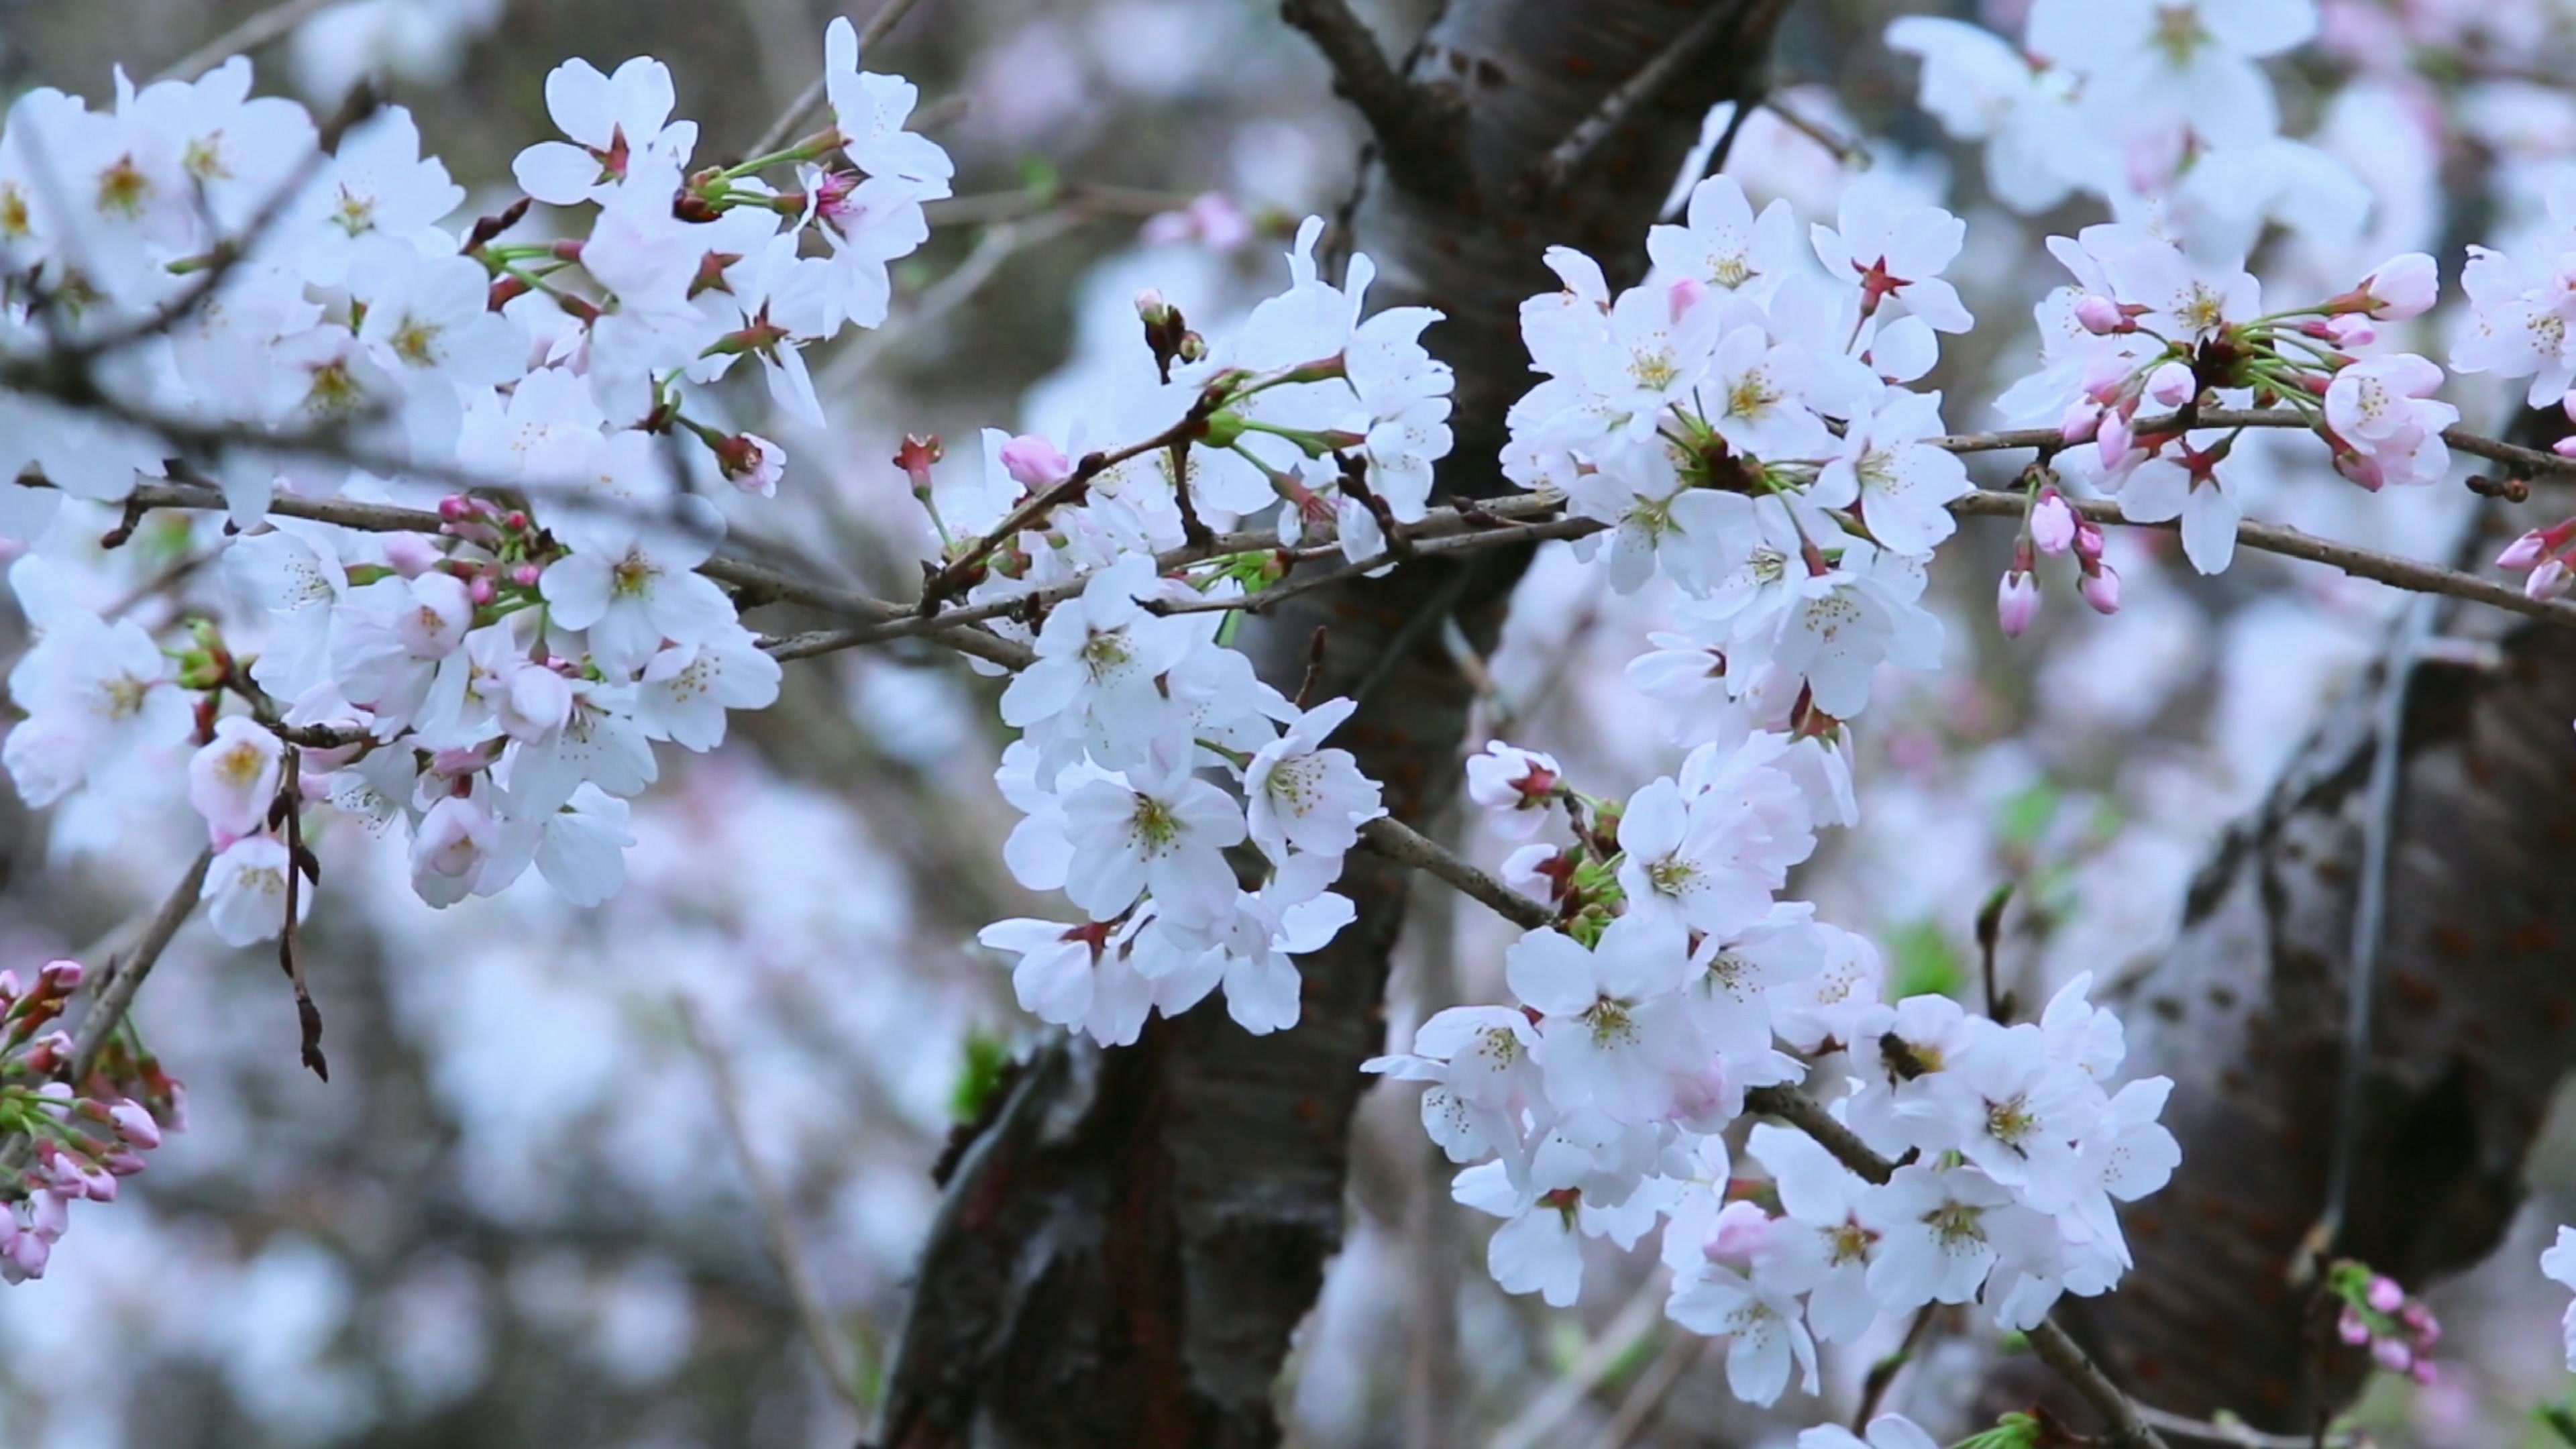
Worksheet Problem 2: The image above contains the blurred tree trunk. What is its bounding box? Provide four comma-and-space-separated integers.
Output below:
1992, 441, 2576, 1436
873, 3, 1788, 1445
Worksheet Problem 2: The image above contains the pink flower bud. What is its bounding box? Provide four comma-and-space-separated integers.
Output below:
1000, 434, 1073, 491
511, 563, 543, 588
2500, 530, 2553, 570
2080, 350, 2133, 403
0, 969, 19, 1002
2145, 361, 2196, 409
467, 574, 496, 606
37, 959, 81, 991
1134, 287, 1169, 322
2558, 435, 2576, 459
2338, 1305, 2371, 1345
2365, 1275, 2404, 1313
2096, 411, 2133, 470
2074, 294, 2127, 334
2058, 399, 2102, 445
380, 532, 443, 578
2371, 1336, 2412, 1373
2528, 557, 2571, 600
1702, 1200, 1774, 1268
1668, 277, 1707, 322
1996, 570, 2040, 637
2031, 491, 2077, 555
6, 1230, 49, 1282
106, 1099, 161, 1150
2359, 252, 2438, 321
2072, 518, 2106, 563
2401, 1301, 2439, 1344
2408, 1358, 2436, 1385
2080, 561, 2122, 614
2324, 315, 2376, 348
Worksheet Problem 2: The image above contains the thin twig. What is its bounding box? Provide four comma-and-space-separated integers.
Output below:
745, 0, 929, 159
68, 849, 216, 1083
1535, 0, 1790, 192
1485, 1277, 1670, 1449
1853, 1305, 1940, 1428
1947, 490, 2576, 629
675, 996, 867, 1419
1578, 1330, 1700, 1449
1937, 407, 2576, 481
1359, 817, 1550, 931
155, 0, 342, 84
2134, 1405, 2362, 1448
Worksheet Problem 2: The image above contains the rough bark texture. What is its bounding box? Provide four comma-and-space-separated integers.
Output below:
872, 3, 1787, 1445
1994, 469, 2576, 1436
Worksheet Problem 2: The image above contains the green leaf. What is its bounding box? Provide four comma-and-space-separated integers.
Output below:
947, 1029, 1012, 1124
1994, 782, 2060, 853
1886, 919, 1965, 1000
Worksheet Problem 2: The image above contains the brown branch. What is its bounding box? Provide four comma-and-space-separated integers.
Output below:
1935, 407, 2576, 481
1358, 816, 1552, 930
1278, 0, 1457, 189
1945, 490, 2576, 627
1533, 0, 1791, 192
68, 849, 216, 1083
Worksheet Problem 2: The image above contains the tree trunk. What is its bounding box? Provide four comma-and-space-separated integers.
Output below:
1994, 460, 2576, 1435
873, 4, 1789, 1444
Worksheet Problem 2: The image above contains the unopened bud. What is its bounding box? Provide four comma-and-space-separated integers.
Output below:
2365, 1275, 2404, 1313
1134, 287, 1169, 324
2145, 360, 2196, 409
999, 434, 1072, 491
467, 574, 496, 607
2080, 561, 2121, 614
1996, 570, 2040, 637
1176, 330, 1207, 364
2074, 294, 2127, 335
2530, 557, 2571, 600
2031, 490, 2076, 555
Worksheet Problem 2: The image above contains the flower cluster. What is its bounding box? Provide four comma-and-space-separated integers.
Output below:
1888, 0, 2364, 256
2324, 1259, 2440, 1383
0, 959, 181, 1283
1505, 174, 1957, 747
1373, 739, 2177, 1407
971, 221, 1449, 1044
1988, 221, 2447, 597
0, 20, 947, 918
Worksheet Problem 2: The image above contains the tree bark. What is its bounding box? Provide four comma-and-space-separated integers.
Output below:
1991, 465, 2576, 1435
873, 4, 1789, 1445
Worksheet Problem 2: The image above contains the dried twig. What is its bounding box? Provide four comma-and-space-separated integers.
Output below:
1485, 1277, 1670, 1449
745, 0, 930, 159
155, 0, 343, 84
68, 849, 216, 1083
676, 996, 867, 1418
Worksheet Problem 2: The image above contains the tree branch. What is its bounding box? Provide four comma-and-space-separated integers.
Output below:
1532, 0, 1791, 193
1358, 816, 1550, 930
743, 0, 930, 159
1278, 0, 1457, 191
68, 849, 215, 1084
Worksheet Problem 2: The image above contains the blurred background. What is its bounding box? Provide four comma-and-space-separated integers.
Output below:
0, 0, 2573, 1445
